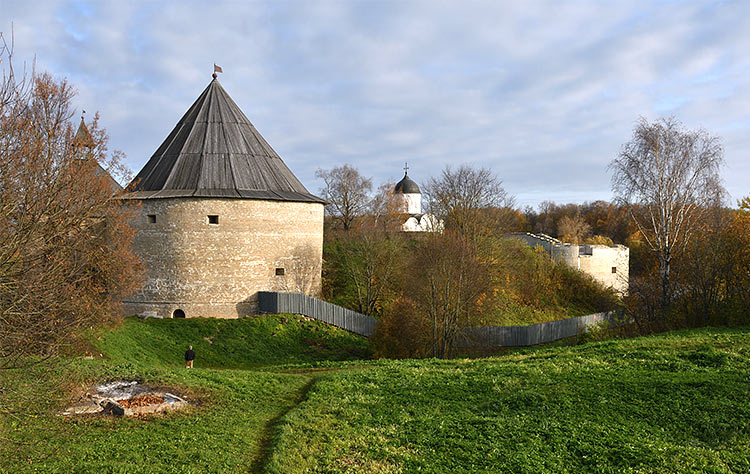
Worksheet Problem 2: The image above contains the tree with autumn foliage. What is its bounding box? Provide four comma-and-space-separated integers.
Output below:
728, 197, 750, 314
610, 117, 724, 311
0, 39, 141, 367
673, 197, 750, 327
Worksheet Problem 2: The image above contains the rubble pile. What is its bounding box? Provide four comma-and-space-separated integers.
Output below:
63, 381, 187, 417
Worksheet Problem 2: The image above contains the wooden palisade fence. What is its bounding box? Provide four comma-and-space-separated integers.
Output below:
258, 291, 378, 337
258, 292, 627, 347
457, 311, 627, 348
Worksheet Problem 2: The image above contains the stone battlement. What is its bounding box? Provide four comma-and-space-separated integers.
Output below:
510, 233, 629, 294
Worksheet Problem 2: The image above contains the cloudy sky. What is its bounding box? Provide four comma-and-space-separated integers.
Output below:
2, 0, 748, 208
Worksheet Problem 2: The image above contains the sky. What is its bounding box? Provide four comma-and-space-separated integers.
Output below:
2, 0, 748, 208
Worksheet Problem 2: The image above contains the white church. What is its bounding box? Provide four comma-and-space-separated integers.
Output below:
393, 165, 442, 233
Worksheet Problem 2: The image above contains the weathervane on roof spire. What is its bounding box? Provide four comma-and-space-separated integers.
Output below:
81, 109, 85, 121
212, 64, 223, 79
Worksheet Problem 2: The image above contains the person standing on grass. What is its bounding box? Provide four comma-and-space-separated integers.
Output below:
185, 345, 195, 369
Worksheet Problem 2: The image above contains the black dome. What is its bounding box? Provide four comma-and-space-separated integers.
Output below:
394, 173, 420, 194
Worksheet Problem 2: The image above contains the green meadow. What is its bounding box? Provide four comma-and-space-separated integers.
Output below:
1, 316, 748, 473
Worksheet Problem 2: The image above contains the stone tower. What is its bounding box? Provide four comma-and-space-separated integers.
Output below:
120, 76, 325, 318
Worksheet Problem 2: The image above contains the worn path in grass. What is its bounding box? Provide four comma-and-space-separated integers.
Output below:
3, 319, 748, 473
249, 376, 318, 472
261, 326, 750, 473
252, 365, 375, 473
0, 316, 374, 473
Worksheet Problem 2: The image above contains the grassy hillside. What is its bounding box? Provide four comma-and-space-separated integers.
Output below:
94, 314, 371, 369
267, 327, 750, 473
2, 319, 748, 473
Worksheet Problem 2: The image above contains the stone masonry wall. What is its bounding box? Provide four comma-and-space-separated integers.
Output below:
122, 197, 324, 318
578, 245, 630, 295
510, 233, 629, 294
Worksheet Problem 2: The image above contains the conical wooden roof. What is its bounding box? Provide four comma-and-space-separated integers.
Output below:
72, 116, 96, 148
72, 117, 123, 192
122, 78, 323, 203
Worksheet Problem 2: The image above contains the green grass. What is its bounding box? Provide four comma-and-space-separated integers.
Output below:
2, 318, 748, 473
485, 300, 602, 326
1, 315, 370, 473
94, 314, 371, 369
266, 327, 750, 473
2, 363, 317, 473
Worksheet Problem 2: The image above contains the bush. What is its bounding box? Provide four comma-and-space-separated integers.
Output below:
583, 235, 615, 246
372, 297, 430, 359
553, 262, 620, 314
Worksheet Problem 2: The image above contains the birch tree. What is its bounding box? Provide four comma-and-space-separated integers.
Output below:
610, 117, 724, 309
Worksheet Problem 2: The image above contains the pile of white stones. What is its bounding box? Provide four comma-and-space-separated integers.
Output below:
62, 380, 187, 417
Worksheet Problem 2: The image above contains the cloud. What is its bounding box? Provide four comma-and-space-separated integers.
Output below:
2, 0, 748, 207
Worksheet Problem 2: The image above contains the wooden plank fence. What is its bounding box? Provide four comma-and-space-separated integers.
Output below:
457, 310, 628, 348
258, 292, 627, 347
258, 292, 377, 337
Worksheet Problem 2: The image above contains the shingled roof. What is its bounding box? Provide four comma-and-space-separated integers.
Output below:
72, 117, 124, 193
121, 78, 324, 203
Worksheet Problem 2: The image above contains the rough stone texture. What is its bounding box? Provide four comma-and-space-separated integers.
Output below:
511, 233, 629, 294
578, 244, 630, 294
123, 400, 186, 416
123, 197, 324, 318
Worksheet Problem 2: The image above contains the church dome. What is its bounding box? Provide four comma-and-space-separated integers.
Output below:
394, 173, 420, 194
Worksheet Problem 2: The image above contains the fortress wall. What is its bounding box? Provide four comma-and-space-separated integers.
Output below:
551, 244, 580, 268
122, 197, 324, 318
511, 233, 630, 294
578, 245, 629, 294
511, 234, 556, 254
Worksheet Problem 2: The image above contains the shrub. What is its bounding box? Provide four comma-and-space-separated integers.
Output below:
372, 297, 430, 358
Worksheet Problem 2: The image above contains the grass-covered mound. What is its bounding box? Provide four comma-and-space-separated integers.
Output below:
2, 322, 748, 473
95, 314, 371, 369
266, 326, 750, 473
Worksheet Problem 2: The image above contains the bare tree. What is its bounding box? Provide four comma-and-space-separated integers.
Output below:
534, 201, 558, 235
316, 164, 372, 230
423, 164, 515, 246
369, 182, 403, 231
410, 232, 492, 358
557, 215, 591, 244
610, 117, 724, 309
0, 45, 140, 367
338, 231, 403, 316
